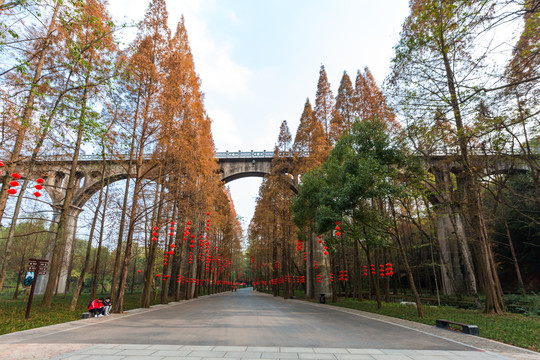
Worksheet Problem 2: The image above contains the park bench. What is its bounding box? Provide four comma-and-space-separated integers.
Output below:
436, 319, 479, 335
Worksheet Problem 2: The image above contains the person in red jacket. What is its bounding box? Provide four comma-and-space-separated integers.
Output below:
88, 298, 104, 317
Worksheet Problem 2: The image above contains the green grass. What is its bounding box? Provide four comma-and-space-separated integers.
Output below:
324, 297, 540, 352
0, 292, 161, 336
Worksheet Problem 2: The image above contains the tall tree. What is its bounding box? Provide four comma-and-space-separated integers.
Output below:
387, 0, 505, 313
331, 71, 355, 142
314, 65, 334, 141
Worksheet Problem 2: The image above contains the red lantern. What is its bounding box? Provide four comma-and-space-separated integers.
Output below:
170, 244, 175, 248
152, 231, 157, 236
7, 189, 16, 195
35, 184, 43, 190
206, 212, 210, 216
335, 226, 340, 230
206, 227, 209, 230
156, 274, 161, 277
187, 221, 191, 225
152, 237, 157, 241
34, 192, 41, 197
169, 227, 174, 231
336, 221, 340, 225
0, 161, 3, 167
12, 173, 21, 179
336, 231, 341, 236
169, 232, 174, 236
169, 250, 174, 255
153, 226, 158, 231
324, 251, 328, 255
137, 270, 141, 273
191, 235, 195, 238
9, 181, 19, 187
170, 221, 175, 225
36, 178, 44, 184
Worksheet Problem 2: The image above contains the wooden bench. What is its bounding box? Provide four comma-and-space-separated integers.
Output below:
436, 319, 479, 335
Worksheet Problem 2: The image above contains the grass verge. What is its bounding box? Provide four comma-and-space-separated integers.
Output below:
0, 293, 161, 336
323, 297, 540, 352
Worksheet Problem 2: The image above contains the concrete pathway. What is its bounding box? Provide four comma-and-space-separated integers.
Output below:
0, 288, 538, 360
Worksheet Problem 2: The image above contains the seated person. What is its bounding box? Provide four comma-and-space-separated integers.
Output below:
88, 298, 104, 317
102, 297, 112, 316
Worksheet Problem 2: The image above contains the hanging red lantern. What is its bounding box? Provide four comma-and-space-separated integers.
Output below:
206, 227, 209, 230
187, 221, 191, 225
169, 250, 174, 255
191, 235, 195, 238
35, 184, 43, 190
164, 262, 168, 266
36, 178, 44, 184
190, 244, 194, 248
335, 226, 340, 230
7, 189, 16, 195
324, 246, 328, 250
137, 270, 141, 273
206, 212, 210, 216
183, 237, 186, 241
153, 226, 158, 231
336, 231, 341, 236
156, 274, 161, 277
169, 227, 174, 231
34, 191, 41, 197
152, 237, 157, 241
170, 244, 175, 248
171, 221, 175, 225
152, 231, 157, 236
0, 161, 3, 167
9, 181, 19, 187
11, 173, 21, 179
169, 232, 173, 236
324, 251, 328, 255
336, 221, 340, 225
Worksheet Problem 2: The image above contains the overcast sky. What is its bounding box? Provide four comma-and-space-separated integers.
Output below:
109, 0, 411, 231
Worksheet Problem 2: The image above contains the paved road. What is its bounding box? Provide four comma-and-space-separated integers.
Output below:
1, 288, 538, 359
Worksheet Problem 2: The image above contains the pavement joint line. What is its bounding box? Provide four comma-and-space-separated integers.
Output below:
0, 294, 217, 344
294, 297, 538, 357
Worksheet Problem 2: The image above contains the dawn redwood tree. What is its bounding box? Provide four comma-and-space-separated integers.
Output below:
387, 0, 505, 313
0, 1, 60, 225
330, 71, 355, 143
314, 65, 334, 147
292, 99, 327, 174
113, 0, 170, 313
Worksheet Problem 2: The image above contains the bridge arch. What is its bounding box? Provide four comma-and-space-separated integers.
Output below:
216, 151, 298, 193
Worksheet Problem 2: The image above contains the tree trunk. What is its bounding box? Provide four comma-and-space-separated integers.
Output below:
91, 174, 110, 299
41, 78, 89, 308
69, 159, 107, 311
389, 201, 423, 317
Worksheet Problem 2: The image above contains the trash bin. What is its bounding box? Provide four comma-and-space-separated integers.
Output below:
319, 293, 326, 304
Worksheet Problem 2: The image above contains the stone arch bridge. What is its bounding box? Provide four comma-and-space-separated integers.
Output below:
9, 150, 291, 294
5, 150, 529, 294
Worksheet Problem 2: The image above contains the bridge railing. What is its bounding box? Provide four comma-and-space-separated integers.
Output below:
35, 148, 536, 162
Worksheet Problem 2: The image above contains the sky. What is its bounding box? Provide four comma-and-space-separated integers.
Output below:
108, 0, 411, 231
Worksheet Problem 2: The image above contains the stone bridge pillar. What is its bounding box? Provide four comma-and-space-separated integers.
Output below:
57, 205, 84, 294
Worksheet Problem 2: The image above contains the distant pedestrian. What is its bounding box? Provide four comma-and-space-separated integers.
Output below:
88, 298, 104, 317
102, 297, 112, 316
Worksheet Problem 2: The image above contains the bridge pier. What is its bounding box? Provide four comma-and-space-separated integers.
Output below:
34, 204, 84, 295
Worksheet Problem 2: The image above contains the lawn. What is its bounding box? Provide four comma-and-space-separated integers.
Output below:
0, 292, 161, 336
324, 297, 540, 352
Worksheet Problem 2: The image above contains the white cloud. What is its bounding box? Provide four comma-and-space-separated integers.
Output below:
207, 107, 242, 151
